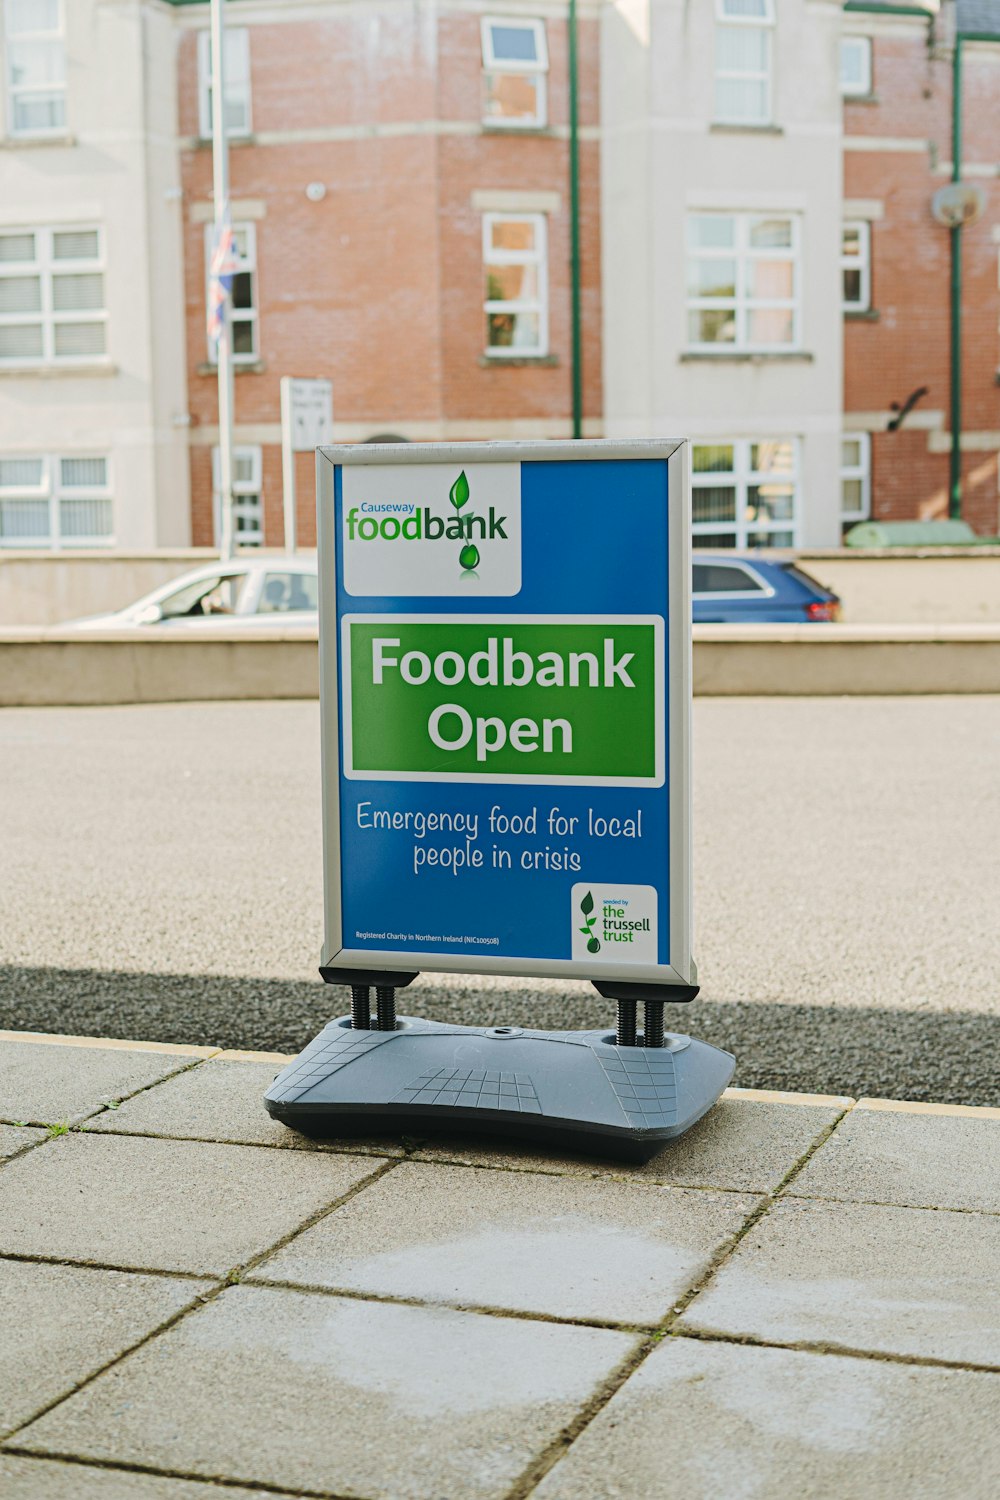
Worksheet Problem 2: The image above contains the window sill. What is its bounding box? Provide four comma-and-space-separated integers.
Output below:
0, 359, 117, 378
196, 359, 267, 376
710, 122, 783, 135
194, 134, 256, 149
845, 308, 880, 321
479, 353, 560, 368
481, 122, 553, 136
680, 350, 813, 364
0, 132, 76, 150
843, 93, 879, 106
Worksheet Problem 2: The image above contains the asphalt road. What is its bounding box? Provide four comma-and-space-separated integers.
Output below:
2, 698, 999, 1105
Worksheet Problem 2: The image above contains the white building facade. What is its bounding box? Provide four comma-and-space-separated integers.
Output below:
0, 0, 189, 551
601, 0, 844, 547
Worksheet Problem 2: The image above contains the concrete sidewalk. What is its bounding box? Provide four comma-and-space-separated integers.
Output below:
1, 1030, 998, 1499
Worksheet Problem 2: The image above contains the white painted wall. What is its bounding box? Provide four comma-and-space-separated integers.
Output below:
0, 0, 189, 550
602, 0, 844, 546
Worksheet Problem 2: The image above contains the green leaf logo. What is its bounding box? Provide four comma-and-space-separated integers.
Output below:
449, 470, 470, 510
580, 891, 595, 916
579, 891, 600, 953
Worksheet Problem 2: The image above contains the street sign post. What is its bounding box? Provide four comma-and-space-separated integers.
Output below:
266, 441, 734, 1158
280, 377, 333, 553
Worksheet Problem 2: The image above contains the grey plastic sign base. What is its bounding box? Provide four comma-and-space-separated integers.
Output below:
264, 1016, 735, 1163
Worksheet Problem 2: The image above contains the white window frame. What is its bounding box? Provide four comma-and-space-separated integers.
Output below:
686, 212, 800, 353
840, 36, 872, 97
212, 444, 263, 547
714, 0, 774, 127
0, 452, 113, 549
691, 437, 800, 549
480, 16, 549, 129
0, 225, 108, 367
483, 210, 549, 359
197, 26, 252, 139
204, 222, 258, 365
841, 219, 871, 312
840, 432, 871, 522
3, 0, 66, 139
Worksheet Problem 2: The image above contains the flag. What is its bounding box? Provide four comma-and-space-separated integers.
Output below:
207, 222, 239, 344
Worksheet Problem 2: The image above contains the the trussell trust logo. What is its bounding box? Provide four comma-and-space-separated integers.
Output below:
343, 462, 522, 597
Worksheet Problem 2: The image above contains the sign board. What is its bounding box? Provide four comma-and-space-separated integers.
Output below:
283, 378, 334, 451
316, 441, 693, 988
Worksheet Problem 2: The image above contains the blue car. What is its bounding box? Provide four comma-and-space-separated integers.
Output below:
692, 554, 840, 623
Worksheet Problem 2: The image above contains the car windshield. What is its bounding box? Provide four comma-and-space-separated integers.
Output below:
157, 573, 249, 620
255, 572, 319, 613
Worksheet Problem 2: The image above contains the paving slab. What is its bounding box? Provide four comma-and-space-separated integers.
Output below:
680, 1197, 1000, 1366
15, 1284, 637, 1500
0, 1122, 46, 1159
791, 1103, 1000, 1214
87, 1057, 406, 1156
0, 1456, 270, 1500
533, 1336, 1000, 1500
0, 1258, 212, 1437
0, 1132, 389, 1275
414, 1094, 846, 1194
0, 1040, 208, 1127
252, 1160, 758, 1324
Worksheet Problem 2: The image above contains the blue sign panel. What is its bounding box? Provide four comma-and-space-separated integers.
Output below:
317, 441, 693, 988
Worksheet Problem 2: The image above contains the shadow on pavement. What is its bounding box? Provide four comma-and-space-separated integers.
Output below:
0, 965, 996, 1108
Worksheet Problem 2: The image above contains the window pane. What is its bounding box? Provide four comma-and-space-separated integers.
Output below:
231, 270, 254, 310
747, 259, 793, 298
53, 231, 100, 261
842, 225, 862, 257
232, 227, 252, 259
687, 258, 737, 297
749, 218, 792, 249
257, 572, 319, 612
0, 457, 44, 487
232, 319, 256, 356
61, 457, 108, 488
490, 219, 536, 254
484, 72, 542, 124
747, 528, 793, 547
693, 445, 734, 474
716, 26, 768, 71
689, 308, 736, 344
487, 309, 541, 351
12, 94, 64, 131
842, 478, 863, 513
841, 439, 862, 468
715, 76, 768, 122
53, 273, 104, 311
747, 484, 795, 522
720, 0, 770, 16
488, 24, 539, 63
8, 39, 65, 86
693, 486, 737, 524
53, 322, 105, 357
0, 275, 41, 313
7, 0, 61, 31
688, 215, 735, 250
0, 234, 35, 262
0, 324, 43, 358
59, 497, 112, 538
233, 452, 258, 485
843, 269, 862, 304
751, 441, 794, 474
692, 532, 737, 549
747, 307, 793, 344
0, 498, 49, 540
486, 262, 539, 302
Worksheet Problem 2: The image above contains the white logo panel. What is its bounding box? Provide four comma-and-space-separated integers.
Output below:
571, 883, 659, 965
343, 462, 522, 597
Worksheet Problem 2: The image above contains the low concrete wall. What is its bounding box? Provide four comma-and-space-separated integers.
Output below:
3, 547, 1000, 627
2, 625, 998, 706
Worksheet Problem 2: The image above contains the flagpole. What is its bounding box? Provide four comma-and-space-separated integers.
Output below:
211, 0, 236, 561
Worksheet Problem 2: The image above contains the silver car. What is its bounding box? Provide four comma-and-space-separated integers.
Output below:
64, 557, 319, 630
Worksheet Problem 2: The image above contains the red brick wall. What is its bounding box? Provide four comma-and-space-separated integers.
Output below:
179, 6, 601, 546
844, 28, 1000, 535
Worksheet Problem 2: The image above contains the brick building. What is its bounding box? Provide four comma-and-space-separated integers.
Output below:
841, 1, 1000, 535
173, 0, 601, 549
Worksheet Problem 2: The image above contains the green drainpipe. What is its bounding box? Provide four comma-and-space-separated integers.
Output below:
949, 35, 963, 519
568, 0, 582, 440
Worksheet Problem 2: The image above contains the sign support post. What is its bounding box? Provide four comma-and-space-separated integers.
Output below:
266, 440, 734, 1160
279, 376, 334, 555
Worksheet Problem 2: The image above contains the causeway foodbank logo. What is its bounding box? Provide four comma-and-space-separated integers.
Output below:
346, 469, 508, 578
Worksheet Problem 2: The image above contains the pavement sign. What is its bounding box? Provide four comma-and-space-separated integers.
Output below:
265, 441, 734, 1158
